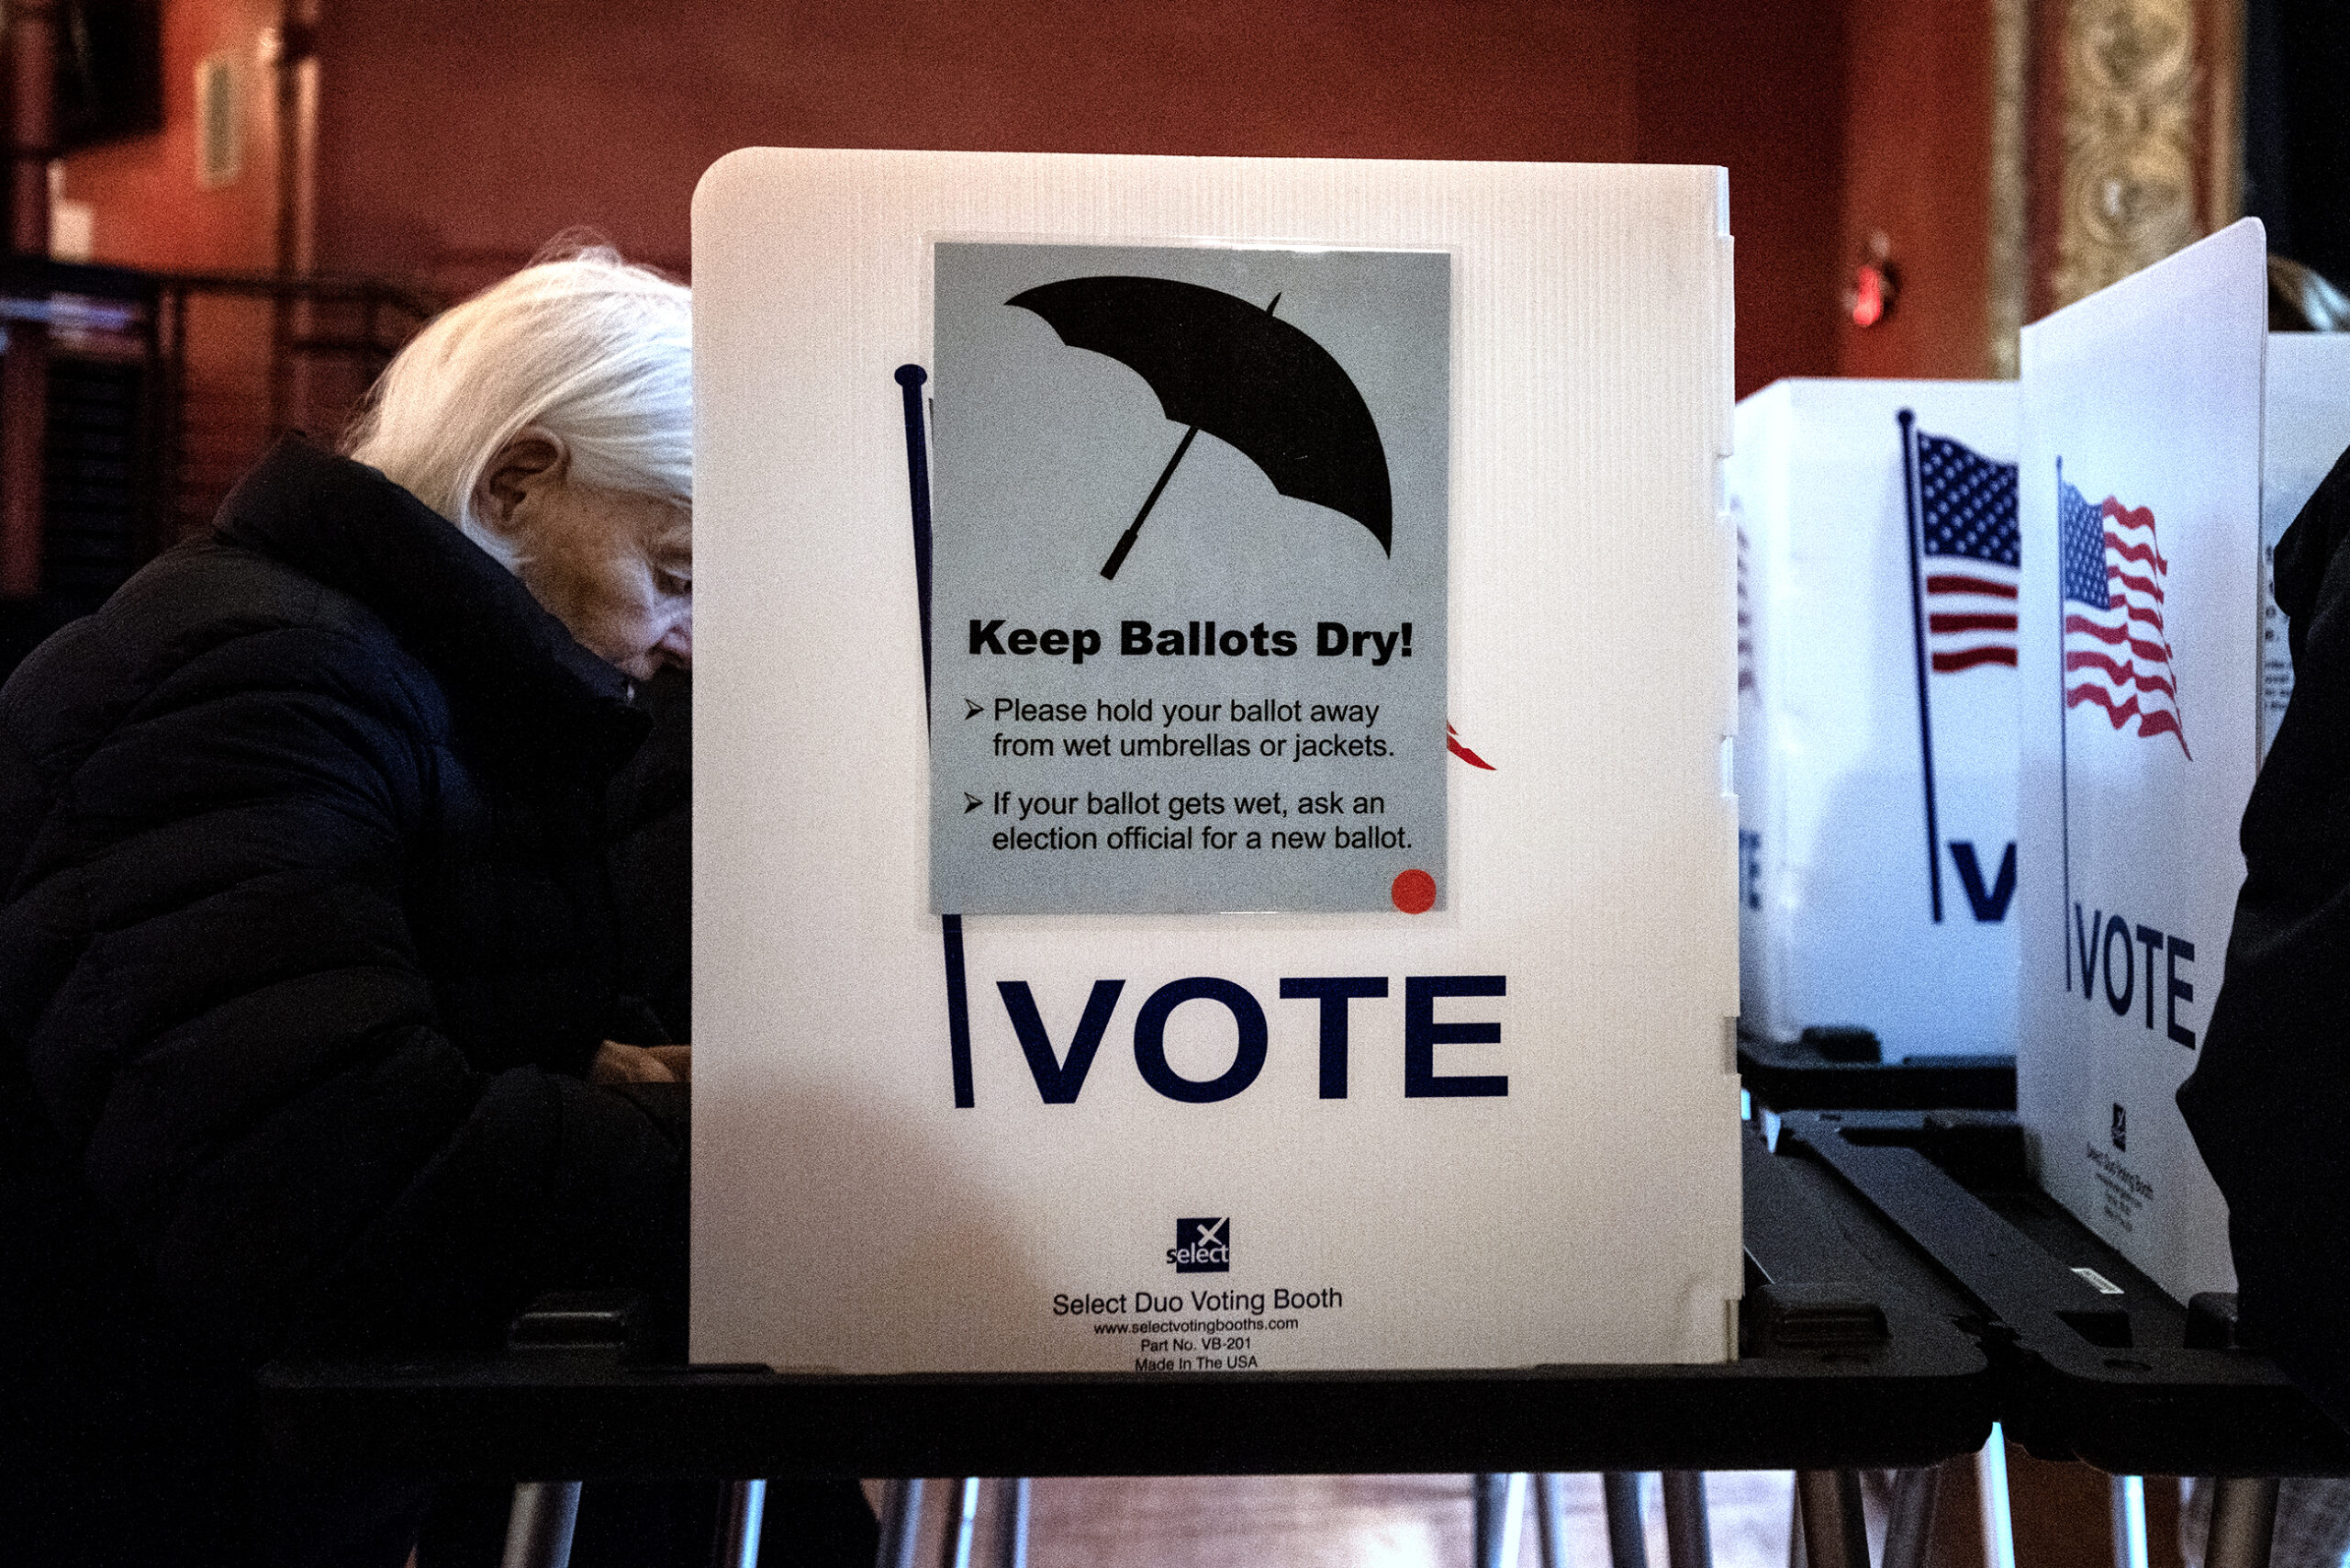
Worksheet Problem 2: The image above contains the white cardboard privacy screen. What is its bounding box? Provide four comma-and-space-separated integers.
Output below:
2020, 238, 2350, 1306
2018, 220, 2266, 1304
1731, 379, 2020, 1058
691, 148, 1740, 1372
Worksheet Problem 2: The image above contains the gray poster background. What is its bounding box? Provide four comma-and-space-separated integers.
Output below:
928, 241, 1449, 913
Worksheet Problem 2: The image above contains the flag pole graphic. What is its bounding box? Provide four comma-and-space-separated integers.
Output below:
898, 364, 975, 1109
1897, 409, 1945, 923
2057, 455, 2074, 993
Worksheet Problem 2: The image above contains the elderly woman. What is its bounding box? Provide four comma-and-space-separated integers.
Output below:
0, 252, 868, 1566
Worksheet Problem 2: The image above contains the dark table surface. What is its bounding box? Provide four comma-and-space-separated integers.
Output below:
1772, 1108, 2350, 1478
261, 1126, 1994, 1483
1737, 1031, 2015, 1113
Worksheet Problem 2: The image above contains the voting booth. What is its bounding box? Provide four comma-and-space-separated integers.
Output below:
690, 149, 1740, 1373
2018, 219, 2350, 1305
1730, 379, 2020, 1058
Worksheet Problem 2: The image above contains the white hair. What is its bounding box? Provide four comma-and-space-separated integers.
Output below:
344, 243, 691, 566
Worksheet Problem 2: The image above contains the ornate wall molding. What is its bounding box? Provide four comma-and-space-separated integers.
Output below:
2053, 0, 2198, 309
1987, 0, 2031, 377
2202, 0, 2243, 230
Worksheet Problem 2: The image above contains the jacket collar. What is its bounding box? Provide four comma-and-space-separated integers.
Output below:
212, 435, 651, 780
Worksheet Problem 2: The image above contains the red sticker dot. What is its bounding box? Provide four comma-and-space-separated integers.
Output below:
1392, 869, 1437, 914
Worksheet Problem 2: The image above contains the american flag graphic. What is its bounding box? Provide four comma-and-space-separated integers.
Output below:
2059, 475, 2189, 756
1916, 431, 2020, 674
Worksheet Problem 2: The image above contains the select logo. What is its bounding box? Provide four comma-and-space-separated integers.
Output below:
2111, 1103, 2128, 1152
1169, 1216, 1230, 1273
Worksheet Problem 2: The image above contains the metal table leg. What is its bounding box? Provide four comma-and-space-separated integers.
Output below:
501, 1481, 581, 1568
1536, 1475, 1572, 1568
1662, 1473, 1712, 1568
1977, 1428, 2017, 1568
878, 1477, 927, 1568
1885, 1468, 1942, 1568
2206, 1478, 2280, 1568
1475, 1473, 1505, 1568
715, 1479, 767, 1568
996, 1477, 1032, 1568
1475, 1473, 1529, 1568
1605, 1473, 1650, 1568
2110, 1476, 2148, 1568
942, 1477, 980, 1568
1794, 1472, 1868, 1568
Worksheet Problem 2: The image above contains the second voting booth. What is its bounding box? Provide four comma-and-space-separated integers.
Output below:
690, 149, 1741, 1373
1731, 378, 2020, 1058
1731, 227, 2350, 1315
2018, 220, 2350, 1305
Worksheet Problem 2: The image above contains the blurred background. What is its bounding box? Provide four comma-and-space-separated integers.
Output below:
1, 0, 2342, 677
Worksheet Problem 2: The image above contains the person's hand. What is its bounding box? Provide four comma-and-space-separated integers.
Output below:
590, 1040, 691, 1084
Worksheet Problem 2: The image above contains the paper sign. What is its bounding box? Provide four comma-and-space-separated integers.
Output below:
928, 242, 1449, 913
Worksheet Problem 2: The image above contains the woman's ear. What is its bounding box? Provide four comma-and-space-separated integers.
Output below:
474, 431, 569, 536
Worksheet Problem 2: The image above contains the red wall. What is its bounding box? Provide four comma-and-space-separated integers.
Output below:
1834, 0, 1997, 378
1633, 3, 1850, 395
310, 0, 1847, 390
61, 0, 284, 272
50, 1, 1870, 391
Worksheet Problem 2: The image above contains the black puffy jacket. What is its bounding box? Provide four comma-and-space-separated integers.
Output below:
0, 436, 689, 1561
2180, 439, 2350, 1430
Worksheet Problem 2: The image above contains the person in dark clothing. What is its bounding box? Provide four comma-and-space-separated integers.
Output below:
2180, 437, 2350, 1432
0, 250, 873, 1565
609, 664, 694, 1041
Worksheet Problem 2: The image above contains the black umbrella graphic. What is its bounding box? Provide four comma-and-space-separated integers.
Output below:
1006, 275, 1393, 580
